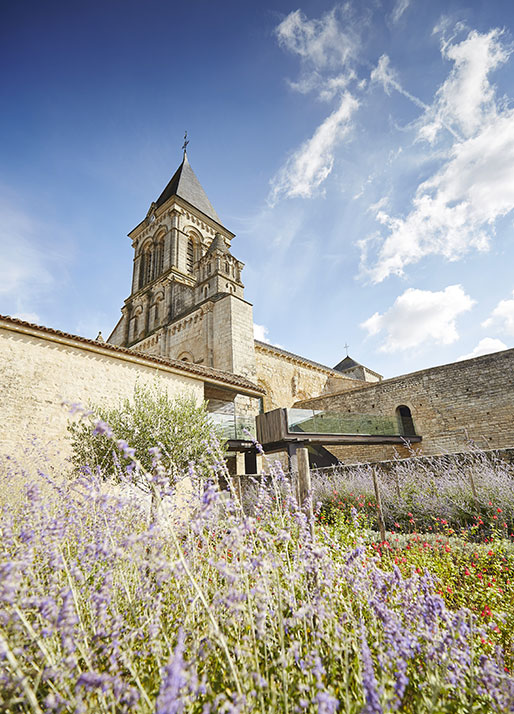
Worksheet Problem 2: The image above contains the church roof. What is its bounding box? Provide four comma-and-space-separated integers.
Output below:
333, 355, 360, 372
155, 153, 221, 224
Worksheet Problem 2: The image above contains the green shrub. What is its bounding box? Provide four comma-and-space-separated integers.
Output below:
67, 383, 224, 478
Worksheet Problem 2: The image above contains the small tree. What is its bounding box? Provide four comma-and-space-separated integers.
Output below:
67, 384, 224, 479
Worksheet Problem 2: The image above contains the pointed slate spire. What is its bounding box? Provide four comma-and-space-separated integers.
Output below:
155, 154, 221, 224
206, 232, 229, 255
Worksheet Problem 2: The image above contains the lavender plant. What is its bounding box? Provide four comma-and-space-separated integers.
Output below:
313, 451, 514, 537
1, 427, 514, 713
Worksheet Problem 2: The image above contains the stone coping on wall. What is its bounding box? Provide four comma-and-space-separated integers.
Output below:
296, 347, 514, 405
0, 314, 264, 397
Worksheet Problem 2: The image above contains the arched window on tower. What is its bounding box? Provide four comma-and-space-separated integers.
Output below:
187, 239, 194, 274
396, 405, 416, 436
153, 240, 164, 280
144, 247, 153, 285
138, 253, 146, 290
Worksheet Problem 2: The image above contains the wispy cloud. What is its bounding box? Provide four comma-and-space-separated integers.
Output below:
269, 93, 359, 204
270, 7, 362, 204
482, 290, 514, 336
361, 284, 474, 352
391, 0, 412, 24
365, 28, 514, 283
458, 337, 508, 361
275, 7, 357, 72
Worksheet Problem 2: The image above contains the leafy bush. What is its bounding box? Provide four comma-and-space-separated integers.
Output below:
67, 383, 223, 478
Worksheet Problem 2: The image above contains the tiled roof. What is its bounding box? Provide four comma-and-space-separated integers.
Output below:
155, 154, 221, 224
0, 314, 264, 395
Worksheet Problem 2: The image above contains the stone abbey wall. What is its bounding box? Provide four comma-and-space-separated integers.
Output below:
295, 348, 514, 463
0, 318, 211, 464
255, 342, 361, 410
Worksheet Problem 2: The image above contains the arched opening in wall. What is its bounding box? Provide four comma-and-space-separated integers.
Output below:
187, 238, 194, 274
177, 351, 194, 362
258, 380, 273, 413
204, 285, 209, 299
396, 405, 416, 436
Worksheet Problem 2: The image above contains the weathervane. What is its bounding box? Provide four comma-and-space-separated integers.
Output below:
182, 130, 189, 157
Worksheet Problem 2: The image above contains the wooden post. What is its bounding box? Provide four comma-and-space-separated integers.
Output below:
297, 446, 311, 509
372, 468, 387, 543
236, 451, 245, 475
233, 451, 246, 502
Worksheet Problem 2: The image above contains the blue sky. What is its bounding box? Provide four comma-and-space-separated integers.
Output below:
2, 0, 514, 379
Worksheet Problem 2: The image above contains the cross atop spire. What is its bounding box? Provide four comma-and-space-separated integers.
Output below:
344, 342, 350, 356
182, 130, 189, 157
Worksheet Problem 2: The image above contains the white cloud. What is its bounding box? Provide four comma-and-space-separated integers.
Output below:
253, 323, 284, 348
366, 29, 514, 283
253, 323, 269, 343
269, 92, 359, 204
458, 337, 508, 361
391, 0, 412, 24
371, 54, 430, 112
275, 8, 357, 71
419, 29, 509, 143
482, 290, 514, 335
361, 284, 474, 352
270, 7, 364, 204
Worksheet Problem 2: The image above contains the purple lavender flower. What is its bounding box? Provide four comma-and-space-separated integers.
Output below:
155, 629, 188, 714
92, 419, 113, 438
360, 621, 383, 714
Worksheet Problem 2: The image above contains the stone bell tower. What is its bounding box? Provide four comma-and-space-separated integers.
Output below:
108, 150, 257, 382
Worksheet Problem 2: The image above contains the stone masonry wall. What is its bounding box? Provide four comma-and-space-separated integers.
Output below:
295, 349, 514, 463
0, 321, 204, 464
255, 344, 361, 410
